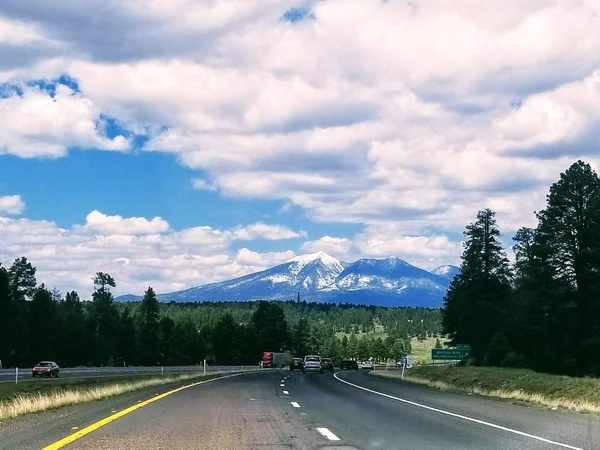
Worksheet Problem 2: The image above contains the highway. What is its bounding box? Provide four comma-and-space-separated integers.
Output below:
0, 365, 253, 383
1, 369, 598, 449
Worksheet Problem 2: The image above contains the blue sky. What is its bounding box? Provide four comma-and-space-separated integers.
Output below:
0, 0, 599, 296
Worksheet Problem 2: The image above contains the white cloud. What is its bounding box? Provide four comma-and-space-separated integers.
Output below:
2, 0, 600, 285
301, 236, 352, 258
191, 178, 217, 191
0, 211, 301, 297
0, 17, 47, 44
231, 222, 305, 241
0, 85, 129, 158
353, 230, 463, 270
234, 248, 295, 267
0, 195, 25, 214
82, 210, 170, 235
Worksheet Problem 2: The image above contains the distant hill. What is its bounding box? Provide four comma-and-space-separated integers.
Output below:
430, 264, 461, 281
116, 251, 456, 307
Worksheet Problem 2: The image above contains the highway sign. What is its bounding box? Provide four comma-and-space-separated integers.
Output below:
432, 348, 469, 360
456, 344, 471, 350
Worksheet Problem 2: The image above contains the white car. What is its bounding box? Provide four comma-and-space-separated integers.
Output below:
303, 355, 324, 373
361, 361, 374, 370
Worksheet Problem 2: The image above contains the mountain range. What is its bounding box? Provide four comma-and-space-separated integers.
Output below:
116, 252, 460, 308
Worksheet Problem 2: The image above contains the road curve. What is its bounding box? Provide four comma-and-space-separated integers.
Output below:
1, 369, 598, 449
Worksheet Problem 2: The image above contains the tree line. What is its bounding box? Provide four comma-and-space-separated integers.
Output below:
442, 160, 600, 377
0, 261, 441, 368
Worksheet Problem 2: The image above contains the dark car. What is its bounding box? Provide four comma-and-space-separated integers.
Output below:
322, 357, 334, 372
340, 359, 358, 370
32, 361, 60, 378
290, 357, 304, 371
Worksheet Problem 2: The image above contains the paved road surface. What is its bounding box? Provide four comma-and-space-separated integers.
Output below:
2, 370, 598, 449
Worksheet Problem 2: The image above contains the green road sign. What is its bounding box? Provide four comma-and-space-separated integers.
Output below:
456, 344, 471, 350
432, 348, 469, 360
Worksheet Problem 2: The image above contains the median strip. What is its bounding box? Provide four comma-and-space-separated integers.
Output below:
0, 370, 257, 422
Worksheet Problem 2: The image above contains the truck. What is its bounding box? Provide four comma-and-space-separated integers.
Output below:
261, 352, 289, 368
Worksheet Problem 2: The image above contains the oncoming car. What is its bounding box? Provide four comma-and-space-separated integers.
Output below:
322, 357, 334, 372
32, 361, 60, 378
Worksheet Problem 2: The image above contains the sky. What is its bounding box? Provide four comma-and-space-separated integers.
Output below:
1, 0, 599, 298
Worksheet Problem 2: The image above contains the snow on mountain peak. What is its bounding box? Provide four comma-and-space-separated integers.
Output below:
431, 265, 460, 279
287, 251, 341, 268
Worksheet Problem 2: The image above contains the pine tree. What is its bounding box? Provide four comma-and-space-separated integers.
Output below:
357, 337, 370, 361
8, 257, 37, 301
91, 272, 119, 365
212, 313, 242, 364
292, 318, 310, 358
348, 333, 359, 359
249, 301, 289, 358
116, 307, 136, 366
442, 209, 512, 363
534, 161, 600, 375
59, 291, 90, 367
29, 287, 59, 362
138, 287, 161, 365
0, 267, 19, 367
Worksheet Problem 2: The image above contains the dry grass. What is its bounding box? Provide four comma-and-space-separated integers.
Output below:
373, 367, 600, 414
0, 371, 247, 421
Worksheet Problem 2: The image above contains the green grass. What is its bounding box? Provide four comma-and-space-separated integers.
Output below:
0, 370, 257, 421
0, 375, 179, 402
373, 365, 600, 414
409, 336, 447, 364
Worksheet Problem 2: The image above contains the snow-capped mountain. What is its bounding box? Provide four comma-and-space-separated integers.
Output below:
117, 252, 454, 307
431, 264, 461, 280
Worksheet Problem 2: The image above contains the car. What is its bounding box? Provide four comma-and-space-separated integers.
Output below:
361, 361, 374, 370
289, 357, 304, 371
32, 361, 60, 378
322, 357, 334, 372
302, 355, 323, 374
340, 359, 359, 370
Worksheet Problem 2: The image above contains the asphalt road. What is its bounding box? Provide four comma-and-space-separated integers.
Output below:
2, 369, 599, 449
0, 365, 253, 383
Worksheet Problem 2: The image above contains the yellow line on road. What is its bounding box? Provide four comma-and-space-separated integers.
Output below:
42, 371, 254, 450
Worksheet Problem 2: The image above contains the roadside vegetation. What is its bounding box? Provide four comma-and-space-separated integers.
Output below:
373, 366, 600, 414
442, 161, 600, 378
0, 371, 251, 421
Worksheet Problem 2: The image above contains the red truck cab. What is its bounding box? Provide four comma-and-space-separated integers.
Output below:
262, 352, 275, 368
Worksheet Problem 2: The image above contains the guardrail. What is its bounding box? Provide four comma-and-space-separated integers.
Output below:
0, 365, 258, 383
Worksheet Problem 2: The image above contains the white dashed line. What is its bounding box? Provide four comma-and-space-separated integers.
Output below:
282, 390, 289, 395
280, 384, 285, 387
333, 373, 583, 450
317, 427, 340, 441
290, 402, 301, 408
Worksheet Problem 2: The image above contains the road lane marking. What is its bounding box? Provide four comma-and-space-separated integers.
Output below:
291, 401, 301, 408
317, 427, 341, 441
42, 372, 257, 450
333, 373, 583, 450
283, 390, 289, 394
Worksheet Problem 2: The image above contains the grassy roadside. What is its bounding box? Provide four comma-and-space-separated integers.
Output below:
372, 366, 600, 414
0, 370, 255, 422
